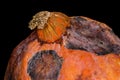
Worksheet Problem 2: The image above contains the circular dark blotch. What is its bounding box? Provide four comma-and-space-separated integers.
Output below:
27, 50, 63, 80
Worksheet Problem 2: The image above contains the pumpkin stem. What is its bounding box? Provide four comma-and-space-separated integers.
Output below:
29, 11, 70, 42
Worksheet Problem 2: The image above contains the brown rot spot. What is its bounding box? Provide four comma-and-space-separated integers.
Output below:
27, 50, 63, 80
64, 16, 120, 55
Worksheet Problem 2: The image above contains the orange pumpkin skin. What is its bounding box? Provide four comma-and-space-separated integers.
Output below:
4, 12, 120, 80
58, 51, 120, 80
4, 33, 120, 80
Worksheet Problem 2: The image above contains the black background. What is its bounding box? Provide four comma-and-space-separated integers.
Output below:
1, 0, 120, 79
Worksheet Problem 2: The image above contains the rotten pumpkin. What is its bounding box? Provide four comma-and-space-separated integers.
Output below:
4, 11, 120, 80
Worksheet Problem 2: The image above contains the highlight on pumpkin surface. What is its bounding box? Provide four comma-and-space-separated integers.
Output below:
29, 11, 70, 42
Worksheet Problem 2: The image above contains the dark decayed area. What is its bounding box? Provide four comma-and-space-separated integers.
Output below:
1, 0, 120, 80
64, 16, 120, 55
27, 50, 62, 80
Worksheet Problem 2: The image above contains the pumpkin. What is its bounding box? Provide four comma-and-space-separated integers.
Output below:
4, 11, 120, 80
